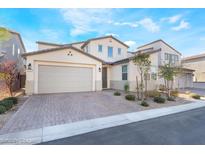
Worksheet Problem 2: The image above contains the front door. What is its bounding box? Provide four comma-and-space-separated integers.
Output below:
102, 67, 107, 88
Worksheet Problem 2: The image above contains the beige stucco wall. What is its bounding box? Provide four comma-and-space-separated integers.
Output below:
25, 48, 102, 95
138, 41, 181, 66
84, 38, 128, 62
183, 58, 205, 82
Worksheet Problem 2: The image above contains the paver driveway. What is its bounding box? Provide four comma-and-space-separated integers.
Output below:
0, 90, 142, 134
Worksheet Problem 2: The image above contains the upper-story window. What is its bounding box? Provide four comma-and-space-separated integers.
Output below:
118, 48, 121, 55
85, 46, 89, 52
122, 65, 128, 80
164, 53, 179, 64
98, 45, 102, 52
108, 46, 113, 57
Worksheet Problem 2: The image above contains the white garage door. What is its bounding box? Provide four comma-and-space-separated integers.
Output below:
38, 65, 93, 93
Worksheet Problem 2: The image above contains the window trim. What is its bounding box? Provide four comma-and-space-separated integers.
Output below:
122, 65, 128, 80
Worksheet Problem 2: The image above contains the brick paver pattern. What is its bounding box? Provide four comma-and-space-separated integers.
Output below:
0, 91, 142, 134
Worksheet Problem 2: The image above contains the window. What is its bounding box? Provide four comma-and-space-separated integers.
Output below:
165, 53, 168, 60
98, 45, 102, 52
108, 46, 113, 57
118, 48, 121, 55
151, 73, 157, 80
122, 65, 128, 80
85, 46, 88, 52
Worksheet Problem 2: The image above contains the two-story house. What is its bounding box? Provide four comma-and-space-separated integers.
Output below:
0, 28, 26, 93
22, 36, 194, 95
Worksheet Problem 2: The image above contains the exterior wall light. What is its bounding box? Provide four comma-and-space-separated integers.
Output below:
28, 63, 32, 70
99, 67, 101, 72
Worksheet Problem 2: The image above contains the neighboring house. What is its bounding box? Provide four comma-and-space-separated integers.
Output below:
22, 36, 194, 95
0, 28, 26, 91
182, 53, 205, 82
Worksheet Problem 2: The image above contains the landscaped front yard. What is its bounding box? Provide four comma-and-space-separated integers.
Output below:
0, 90, 197, 135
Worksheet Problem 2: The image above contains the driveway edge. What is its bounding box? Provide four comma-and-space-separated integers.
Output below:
0, 101, 205, 144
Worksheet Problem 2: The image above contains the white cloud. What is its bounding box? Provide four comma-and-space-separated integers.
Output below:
105, 33, 119, 37
124, 40, 137, 51
60, 9, 112, 36
172, 20, 190, 31
138, 18, 160, 33
108, 20, 138, 28
161, 14, 182, 23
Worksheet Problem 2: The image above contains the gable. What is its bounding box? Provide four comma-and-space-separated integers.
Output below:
23, 46, 103, 65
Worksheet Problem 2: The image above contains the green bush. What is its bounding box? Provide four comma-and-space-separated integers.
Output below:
114, 91, 121, 96
1, 100, 14, 110
153, 96, 166, 103
146, 90, 161, 97
171, 90, 179, 97
192, 94, 201, 99
141, 101, 149, 107
3, 97, 18, 105
167, 97, 175, 101
124, 83, 129, 93
0, 105, 6, 114
125, 94, 135, 101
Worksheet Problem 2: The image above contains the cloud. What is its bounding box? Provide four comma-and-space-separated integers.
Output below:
124, 40, 137, 50
108, 20, 138, 28
105, 33, 119, 37
172, 20, 190, 31
161, 14, 182, 23
138, 18, 160, 33
60, 9, 112, 36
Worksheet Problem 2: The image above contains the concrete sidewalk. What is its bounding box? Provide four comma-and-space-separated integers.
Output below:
0, 101, 205, 145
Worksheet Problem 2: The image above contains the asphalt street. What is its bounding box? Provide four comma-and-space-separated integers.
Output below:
40, 107, 205, 145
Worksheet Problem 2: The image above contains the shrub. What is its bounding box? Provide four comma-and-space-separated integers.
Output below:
192, 94, 201, 99
114, 91, 121, 96
146, 90, 161, 98
125, 94, 135, 101
1, 100, 14, 110
124, 83, 129, 93
141, 101, 149, 107
0, 105, 6, 114
167, 97, 175, 101
3, 97, 18, 105
171, 90, 179, 97
153, 96, 165, 103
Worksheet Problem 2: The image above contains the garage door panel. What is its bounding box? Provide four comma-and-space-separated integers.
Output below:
38, 65, 93, 93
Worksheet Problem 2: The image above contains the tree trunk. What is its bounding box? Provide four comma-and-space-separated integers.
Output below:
145, 76, 147, 99
140, 71, 144, 101
136, 76, 140, 100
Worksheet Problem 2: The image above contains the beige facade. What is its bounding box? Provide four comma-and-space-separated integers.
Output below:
182, 56, 205, 82
23, 36, 194, 95
24, 47, 102, 94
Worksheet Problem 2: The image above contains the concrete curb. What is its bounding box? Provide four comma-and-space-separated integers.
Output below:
0, 101, 205, 144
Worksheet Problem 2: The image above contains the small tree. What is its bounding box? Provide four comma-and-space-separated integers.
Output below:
133, 52, 151, 101
159, 63, 181, 98
0, 27, 11, 42
0, 61, 18, 96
